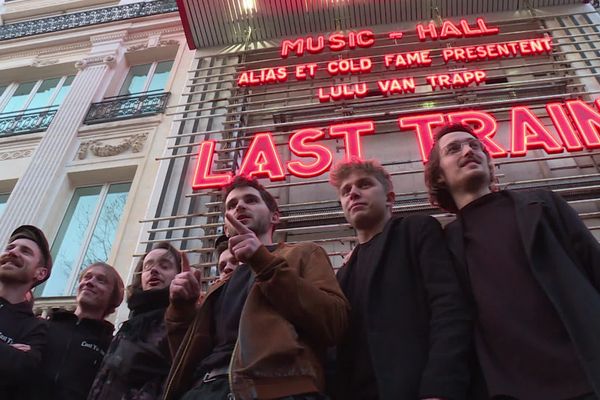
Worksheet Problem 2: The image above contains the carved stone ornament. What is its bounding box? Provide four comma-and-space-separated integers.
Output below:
0, 149, 34, 161
126, 43, 148, 52
75, 54, 117, 71
78, 133, 148, 159
31, 59, 59, 68
158, 39, 179, 47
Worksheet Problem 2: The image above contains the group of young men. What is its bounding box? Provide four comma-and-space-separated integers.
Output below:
0, 122, 599, 400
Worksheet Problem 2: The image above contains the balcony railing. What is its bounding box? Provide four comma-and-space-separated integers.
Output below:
0, 0, 178, 41
0, 106, 58, 137
83, 91, 170, 124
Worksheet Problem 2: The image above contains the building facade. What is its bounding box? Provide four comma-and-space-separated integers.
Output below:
2, 0, 600, 324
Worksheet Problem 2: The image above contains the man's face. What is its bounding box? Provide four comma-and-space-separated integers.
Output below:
218, 248, 238, 278
224, 186, 278, 237
338, 171, 394, 230
141, 248, 179, 291
0, 238, 46, 287
437, 131, 492, 194
76, 266, 114, 316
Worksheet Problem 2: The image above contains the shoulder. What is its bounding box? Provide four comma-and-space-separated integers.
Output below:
395, 214, 442, 233
277, 241, 325, 255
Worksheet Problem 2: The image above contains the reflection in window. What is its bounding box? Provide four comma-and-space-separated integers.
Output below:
119, 60, 173, 96
0, 76, 75, 114
0, 193, 9, 216
37, 182, 131, 297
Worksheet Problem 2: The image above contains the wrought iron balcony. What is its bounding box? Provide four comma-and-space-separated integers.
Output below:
0, 0, 178, 41
83, 91, 170, 124
0, 106, 58, 137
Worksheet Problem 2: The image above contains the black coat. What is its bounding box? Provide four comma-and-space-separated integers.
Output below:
336, 215, 472, 400
445, 189, 600, 397
0, 297, 47, 400
34, 310, 114, 400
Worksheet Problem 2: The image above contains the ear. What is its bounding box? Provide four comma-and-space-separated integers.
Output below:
34, 266, 48, 283
385, 191, 395, 208
270, 211, 280, 226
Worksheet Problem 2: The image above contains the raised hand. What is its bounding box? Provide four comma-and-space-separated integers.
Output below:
226, 213, 262, 263
169, 258, 202, 303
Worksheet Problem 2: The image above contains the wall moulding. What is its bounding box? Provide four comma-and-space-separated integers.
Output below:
77, 132, 149, 160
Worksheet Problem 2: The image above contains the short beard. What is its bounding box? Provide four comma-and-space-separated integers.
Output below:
0, 268, 31, 285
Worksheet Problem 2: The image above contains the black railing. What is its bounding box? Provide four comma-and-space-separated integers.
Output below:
0, 106, 58, 137
83, 91, 170, 124
0, 0, 178, 41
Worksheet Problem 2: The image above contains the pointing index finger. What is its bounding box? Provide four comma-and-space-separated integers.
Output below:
225, 212, 253, 235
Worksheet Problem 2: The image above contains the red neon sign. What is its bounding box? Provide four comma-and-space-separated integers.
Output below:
416, 18, 499, 41
281, 30, 375, 57
193, 100, 600, 189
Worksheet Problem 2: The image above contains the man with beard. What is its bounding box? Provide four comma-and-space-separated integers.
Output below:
328, 160, 471, 400
35, 262, 124, 400
0, 225, 52, 400
88, 242, 183, 400
163, 176, 349, 400
424, 123, 600, 399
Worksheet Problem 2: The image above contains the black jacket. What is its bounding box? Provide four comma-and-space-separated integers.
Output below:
336, 216, 472, 400
446, 189, 600, 398
88, 288, 171, 400
34, 309, 114, 400
0, 297, 47, 400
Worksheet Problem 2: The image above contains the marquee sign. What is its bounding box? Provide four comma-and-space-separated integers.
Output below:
193, 18, 598, 190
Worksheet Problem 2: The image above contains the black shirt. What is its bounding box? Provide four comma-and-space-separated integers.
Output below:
460, 191, 590, 400
336, 234, 381, 400
198, 263, 254, 374
36, 309, 113, 400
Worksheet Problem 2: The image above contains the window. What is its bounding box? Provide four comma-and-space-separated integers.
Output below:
0, 193, 8, 216
37, 182, 131, 297
119, 60, 173, 96
0, 76, 74, 114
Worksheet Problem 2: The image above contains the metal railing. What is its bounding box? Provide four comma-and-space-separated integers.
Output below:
0, 106, 58, 137
83, 91, 170, 124
0, 0, 178, 41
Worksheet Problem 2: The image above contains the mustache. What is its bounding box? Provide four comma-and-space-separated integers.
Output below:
459, 155, 482, 167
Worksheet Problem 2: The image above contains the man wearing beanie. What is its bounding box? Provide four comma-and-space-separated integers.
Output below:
0, 225, 52, 400
35, 262, 125, 400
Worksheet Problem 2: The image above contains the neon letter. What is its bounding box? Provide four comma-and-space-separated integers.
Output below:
329, 121, 375, 160
510, 107, 563, 156
398, 114, 445, 162
238, 133, 286, 181
287, 128, 333, 178
192, 140, 233, 189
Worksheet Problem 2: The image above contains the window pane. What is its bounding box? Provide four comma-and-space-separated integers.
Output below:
147, 60, 174, 92
0, 86, 7, 100
51, 76, 75, 106
2, 82, 36, 113
0, 194, 9, 216
40, 186, 102, 297
27, 78, 61, 110
119, 64, 152, 96
75, 183, 131, 293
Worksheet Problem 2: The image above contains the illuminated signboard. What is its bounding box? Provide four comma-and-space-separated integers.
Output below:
193, 18, 600, 190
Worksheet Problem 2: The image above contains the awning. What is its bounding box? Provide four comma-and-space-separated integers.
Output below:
175, 0, 582, 49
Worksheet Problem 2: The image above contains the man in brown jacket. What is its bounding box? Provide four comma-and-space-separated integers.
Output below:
163, 176, 349, 400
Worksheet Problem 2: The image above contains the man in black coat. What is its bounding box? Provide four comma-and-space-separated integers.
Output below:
424, 123, 600, 400
36, 262, 125, 400
329, 160, 471, 400
0, 225, 52, 400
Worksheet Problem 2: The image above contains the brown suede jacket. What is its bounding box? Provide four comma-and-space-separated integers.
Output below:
162, 242, 349, 400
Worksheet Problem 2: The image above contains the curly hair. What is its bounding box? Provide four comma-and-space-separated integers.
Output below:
424, 123, 496, 213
